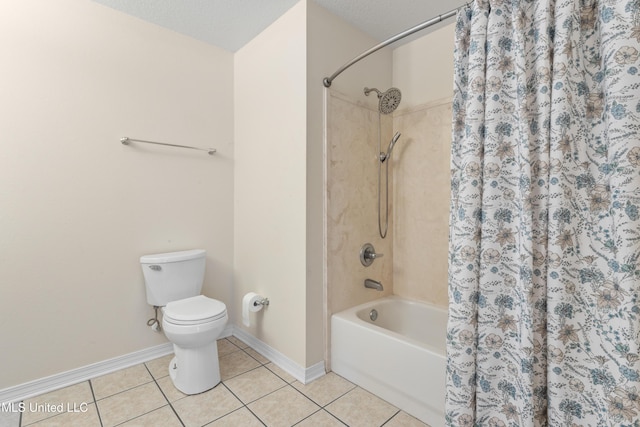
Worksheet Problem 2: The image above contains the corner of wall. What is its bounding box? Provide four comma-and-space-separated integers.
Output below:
233, 0, 308, 368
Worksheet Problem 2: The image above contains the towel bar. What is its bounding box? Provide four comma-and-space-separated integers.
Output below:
120, 137, 216, 155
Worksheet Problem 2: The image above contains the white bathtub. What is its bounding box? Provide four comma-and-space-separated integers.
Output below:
331, 296, 447, 426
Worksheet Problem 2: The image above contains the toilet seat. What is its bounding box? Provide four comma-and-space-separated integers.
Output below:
163, 295, 227, 325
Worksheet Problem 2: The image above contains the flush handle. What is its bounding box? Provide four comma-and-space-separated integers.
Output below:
148, 265, 162, 271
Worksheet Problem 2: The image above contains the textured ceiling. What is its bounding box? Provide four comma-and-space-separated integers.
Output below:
90, 0, 467, 52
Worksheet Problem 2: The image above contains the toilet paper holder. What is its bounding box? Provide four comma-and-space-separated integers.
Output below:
254, 298, 269, 307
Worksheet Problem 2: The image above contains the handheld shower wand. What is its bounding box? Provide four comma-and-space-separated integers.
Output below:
364, 86, 403, 239
380, 132, 401, 162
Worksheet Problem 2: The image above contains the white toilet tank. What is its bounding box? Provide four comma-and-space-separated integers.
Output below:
140, 249, 206, 306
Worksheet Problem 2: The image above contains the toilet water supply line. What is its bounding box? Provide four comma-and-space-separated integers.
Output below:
147, 306, 162, 332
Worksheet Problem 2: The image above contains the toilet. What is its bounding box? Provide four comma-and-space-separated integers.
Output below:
140, 249, 228, 394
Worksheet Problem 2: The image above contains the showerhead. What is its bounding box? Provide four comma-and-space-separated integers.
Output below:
380, 88, 401, 114
364, 87, 402, 114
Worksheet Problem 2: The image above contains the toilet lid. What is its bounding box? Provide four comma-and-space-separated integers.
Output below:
163, 295, 227, 323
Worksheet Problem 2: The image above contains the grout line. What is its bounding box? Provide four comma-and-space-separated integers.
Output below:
220, 365, 262, 383
325, 409, 350, 426
288, 377, 357, 410
288, 383, 325, 408
241, 348, 265, 365
90, 364, 157, 403
31, 342, 411, 427
291, 408, 323, 426
241, 404, 267, 426
233, 381, 289, 406
380, 409, 402, 426
110, 405, 178, 427
87, 380, 104, 427
319, 385, 357, 409
142, 361, 185, 427
219, 383, 263, 425
263, 364, 295, 384
202, 383, 268, 426
167, 401, 187, 427
218, 382, 241, 403
92, 378, 156, 403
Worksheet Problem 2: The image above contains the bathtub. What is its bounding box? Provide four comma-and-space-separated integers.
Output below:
331, 296, 447, 426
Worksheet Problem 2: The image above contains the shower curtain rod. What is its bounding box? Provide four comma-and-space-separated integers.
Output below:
322, 3, 469, 88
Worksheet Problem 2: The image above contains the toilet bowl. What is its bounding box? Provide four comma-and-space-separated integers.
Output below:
162, 296, 228, 394
140, 250, 228, 395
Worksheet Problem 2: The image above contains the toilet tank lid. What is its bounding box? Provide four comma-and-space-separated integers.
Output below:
140, 249, 205, 264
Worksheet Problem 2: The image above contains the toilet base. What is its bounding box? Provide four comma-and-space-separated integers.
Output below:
168, 341, 221, 394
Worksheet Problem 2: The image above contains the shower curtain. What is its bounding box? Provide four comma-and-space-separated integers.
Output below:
446, 0, 640, 425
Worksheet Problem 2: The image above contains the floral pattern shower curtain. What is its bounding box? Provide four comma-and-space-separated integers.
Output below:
446, 0, 640, 425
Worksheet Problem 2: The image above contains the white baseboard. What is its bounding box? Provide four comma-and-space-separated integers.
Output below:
221, 324, 234, 339
0, 323, 321, 404
0, 343, 173, 405
232, 327, 326, 384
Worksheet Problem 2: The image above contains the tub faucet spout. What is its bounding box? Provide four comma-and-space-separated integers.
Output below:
364, 279, 383, 291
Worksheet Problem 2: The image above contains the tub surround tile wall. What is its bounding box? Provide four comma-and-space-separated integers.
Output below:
326, 91, 452, 313
390, 22, 456, 309
326, 90, 394, 317
393, 99, 452, 308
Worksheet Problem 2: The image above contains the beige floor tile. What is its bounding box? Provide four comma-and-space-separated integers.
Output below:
295, 409, 345, 426
384, 411, 430, 426
217, 338, 241, 357
144, 353, 174, 379
207, 407, 264, 426
264, 362, 296, 383
0, 409, 19, 427
224, 366, 287, 404
219, 350, 261, 380
26, 403, 101, 427
96, 382, 167, 427
325, 387, 398, 427
155, 376, 188, 402
292, 372, 355, 406
118, 405, 183, 427
171, 384, 242, 427
248, 386, 319, 427
92, 364, 153, 400
244, 347, 269, 364
22, 381, 94, 425
226, 336, 249, 349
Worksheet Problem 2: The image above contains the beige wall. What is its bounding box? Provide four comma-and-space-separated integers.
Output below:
307, 2, 393, 106
307, 1, 392, 366
0, 0, 234, 389
233, 0, 393, 370
390, 22, 455, 308
392, 23, 456, 109
234, 2, 309, 367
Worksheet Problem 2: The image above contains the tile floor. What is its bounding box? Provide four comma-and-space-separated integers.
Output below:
1, 337, 428, 427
